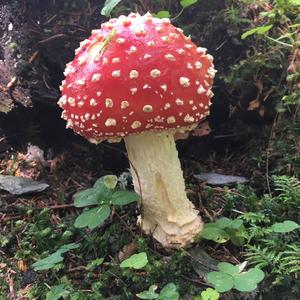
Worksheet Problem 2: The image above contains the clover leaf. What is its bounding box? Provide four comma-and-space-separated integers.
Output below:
207, 272, 233, 292
234, 268, 265, 292
207, 262, 264, 293
120, 252, 148, 269
271, 220, 299, 233
74, 206, 111, 229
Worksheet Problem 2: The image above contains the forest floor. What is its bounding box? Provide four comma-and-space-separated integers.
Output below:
0, 0, 300, 299
1, 117, 297, 300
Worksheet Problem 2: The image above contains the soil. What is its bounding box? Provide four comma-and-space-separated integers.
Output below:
0, 0, 272, 219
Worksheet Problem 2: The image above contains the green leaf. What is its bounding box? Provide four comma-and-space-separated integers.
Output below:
228, 219, 243, 229
180, 0, 198, 8
200, 225, 230, 243
32, 243, 79, 271
271, 221, 300, 233
101, 0, 122, 17
159, 283, 179, 300
215, 218, 232, 228
154, 11, 171, 18
73, 188, 100, 208
46, 285, 69, 300
215, 218, 243, 229
218, 262, 239, 276
234, 268, 265, 292
241, 25, 273, 39
137, 285, 159, 299
57, 243, 80, 253
33, 252, 63, 271
94, 175, 116, 190
228, 225, 247, 246
120, 252, 148, 269
87, 258, 104, 270
200, 288, 220, 300
74, 206, 111, 229
111, 191, 139, 205
93, 176, 117, 202
102, 175, 118, 189
207, 272, 233, 292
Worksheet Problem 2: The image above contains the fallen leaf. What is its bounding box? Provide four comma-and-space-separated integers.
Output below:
247, 99, 260, 111
17, 260, 28, 272
118, 242, 137, 262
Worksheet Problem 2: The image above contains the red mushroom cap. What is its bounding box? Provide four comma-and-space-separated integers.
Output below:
58, 13, 216, 143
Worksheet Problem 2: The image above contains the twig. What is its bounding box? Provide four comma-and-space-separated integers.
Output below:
180, 275, 211, 287
266, 112, 279, 195
38, 34, 69, 45
47, 203, 75, 209
114, 211, 136, 237
202, 207, 214, 221
7, 269, 15, 300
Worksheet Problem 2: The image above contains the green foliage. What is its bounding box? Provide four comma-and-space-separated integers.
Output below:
86, 258, 104, 270
207, 262, 264, 293
180, 0, 198, 8
159, 283, 180, 300
137, 283, 179, 300
272, 176, 300, 210
271, 220, 300, 233
154, 11, 171, 18
74, 175, 139, 229
74, 206, 110, 229
120, 252, 148, 269
137, 286, 159, 299
196, 288, 220, 300
280, 244, 300, 274
32, 243, 79, 271
241, 24, 273, 39
101, 0, 122, 16
223, 176, 300, 287
46, 285, 69, 300
199, 217, 247, 245
245, 245, 281, 270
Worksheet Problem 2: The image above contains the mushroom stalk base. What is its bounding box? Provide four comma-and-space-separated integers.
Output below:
124, 132, 203, 248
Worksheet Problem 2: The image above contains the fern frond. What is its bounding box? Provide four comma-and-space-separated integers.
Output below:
244, 245, 281, 270
280, 244, 300, 275
273, 176, 300, 207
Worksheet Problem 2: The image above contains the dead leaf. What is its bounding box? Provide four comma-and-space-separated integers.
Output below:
118, 242, 137, 262
0, 263, 7, 269
247, 99, 260, 111
17, 260, 27, 272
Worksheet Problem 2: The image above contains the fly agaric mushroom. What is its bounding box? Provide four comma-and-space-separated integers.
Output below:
58, 12, 216, 248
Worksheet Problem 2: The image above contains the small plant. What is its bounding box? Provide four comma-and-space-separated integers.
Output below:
45, 285, 69, 300
199, 217, 247, 246
101, 0, 199, 18
207, 262, 265, 293
120, 252, 148, 269
137, 283, 179, 300
32, 243, 80, 271
73, 175, 139, 229
193, 288, 220, 300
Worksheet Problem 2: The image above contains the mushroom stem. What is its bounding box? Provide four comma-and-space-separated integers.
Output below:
124, 131, 203, 248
